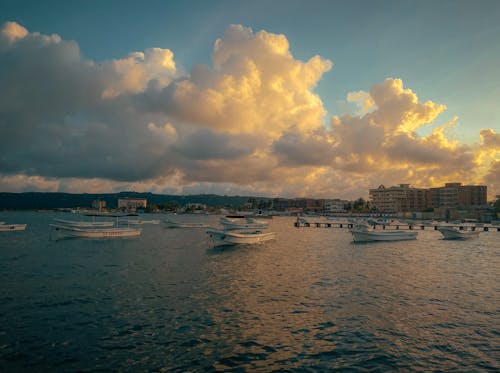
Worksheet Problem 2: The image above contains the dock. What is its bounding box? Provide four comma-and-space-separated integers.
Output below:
294, 220, 500, 232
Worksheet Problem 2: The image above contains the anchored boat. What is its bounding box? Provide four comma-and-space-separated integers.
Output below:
437, 226, 480, 240
206, 228, 276, 246
53, 218, 114, 227
350, 224, 417, 242
50, 224, 141, 239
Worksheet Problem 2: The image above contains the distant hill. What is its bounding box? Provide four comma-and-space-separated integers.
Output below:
0, 192, 268, 210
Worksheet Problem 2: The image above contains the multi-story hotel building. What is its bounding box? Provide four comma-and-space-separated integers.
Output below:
430, 183, 487, 208
370, 182, 487, 213
369, 184, 431, 213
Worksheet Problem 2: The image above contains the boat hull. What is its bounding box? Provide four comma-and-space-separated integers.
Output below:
207, 229, 276, 246
437, 227, 480, 240
351, 229, 417, 242
53, 218, 114, 227
50, 224, 141, 238
120, 220, 160, 225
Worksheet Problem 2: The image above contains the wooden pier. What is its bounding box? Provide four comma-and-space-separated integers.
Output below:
294, 221, 500, 232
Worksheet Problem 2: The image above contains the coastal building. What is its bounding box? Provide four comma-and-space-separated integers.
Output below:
306, 199, 325, 212
91, 199, 106, 211
430, 183, 487, 208
324, 199, 348, 213
369, 184, 431, 213
273, 198, 307, 212
370, 182, 487, 215
273, 198, 325, 213
117, 198, 147, 210
185, 203, 207, 211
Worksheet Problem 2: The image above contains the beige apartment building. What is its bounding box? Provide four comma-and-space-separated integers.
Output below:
117, 198, 147, 210
370, 183, 487, 213
369, 184, 431, 213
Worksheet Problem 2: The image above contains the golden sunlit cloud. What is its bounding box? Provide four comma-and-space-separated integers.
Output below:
159, 25, 332, 136
1, 21, 29, 43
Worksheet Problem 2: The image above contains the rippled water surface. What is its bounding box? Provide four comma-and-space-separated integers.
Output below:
1, 211, 499, 371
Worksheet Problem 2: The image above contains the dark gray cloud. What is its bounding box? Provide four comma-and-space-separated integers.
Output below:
172, 129, 257, 160
272, 127, 334, 167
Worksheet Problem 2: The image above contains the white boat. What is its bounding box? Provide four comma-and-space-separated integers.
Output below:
53, 218, 114, 227
219, 217, 269, 230
50, 224, 141, 238
120, 219, 160, 225
165, 220, 210, 228
206, 228, 276, 246
437, 226, 480, 240
350, 224, 417, 242
0, 224, 27, 231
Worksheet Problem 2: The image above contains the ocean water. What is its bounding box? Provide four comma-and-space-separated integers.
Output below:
0, 211, 499, 371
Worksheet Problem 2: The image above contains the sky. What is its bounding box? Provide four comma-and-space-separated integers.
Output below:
0, 0, 499, 200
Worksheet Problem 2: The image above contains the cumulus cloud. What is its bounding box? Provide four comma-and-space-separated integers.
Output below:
141, 24, 332, 135
0, 22, 498, 199
0, 21, 178, 181
0, 21, 29, 44
322, 79, 500, 196
368, 78, 446, 133
480, 128, 500, 150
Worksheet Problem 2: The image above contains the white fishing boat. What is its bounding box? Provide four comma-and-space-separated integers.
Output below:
219, 217, 269, 230
0, 224, 27, 231
120, 219, 160, 225
437, 226, 480, 240
206, 228, 276, 246
165, 220, 210, 228
50, 224, 141, 238
350, 224, 417, 242
53, 218, 114, 227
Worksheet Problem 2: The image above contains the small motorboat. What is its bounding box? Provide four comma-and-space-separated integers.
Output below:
50, 224, 141, 239
206, 228, 276, 246
437, 226, 480, 240
350, 224, 417, 243
53, 218, 114, 227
